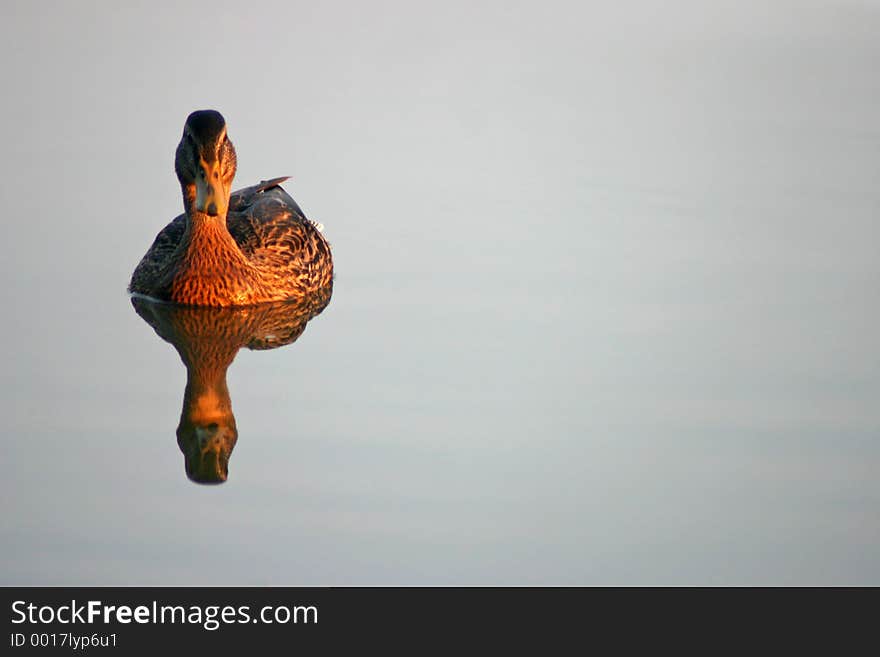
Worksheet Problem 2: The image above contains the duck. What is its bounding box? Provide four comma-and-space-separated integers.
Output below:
129, 110, 333, 306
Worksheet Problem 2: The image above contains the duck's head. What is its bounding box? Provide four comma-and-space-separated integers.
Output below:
175, 109, 238, 217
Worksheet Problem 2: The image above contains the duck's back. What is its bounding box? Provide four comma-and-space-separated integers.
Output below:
130, 178, 333, 302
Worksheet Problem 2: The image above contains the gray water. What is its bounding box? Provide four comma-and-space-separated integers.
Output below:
2, 0, 878, 585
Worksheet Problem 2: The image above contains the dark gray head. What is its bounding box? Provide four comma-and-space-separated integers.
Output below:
185, 110, 227, 162
175, 109, 238, 216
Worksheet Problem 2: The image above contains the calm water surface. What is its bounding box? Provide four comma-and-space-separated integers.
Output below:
2, 2, 878, 584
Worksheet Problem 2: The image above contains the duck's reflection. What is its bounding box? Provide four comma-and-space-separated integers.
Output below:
131, 285, 332, 484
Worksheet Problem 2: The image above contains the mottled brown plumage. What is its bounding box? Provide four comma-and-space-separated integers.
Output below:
131, 285, 332, 483
129, 110, 333, 306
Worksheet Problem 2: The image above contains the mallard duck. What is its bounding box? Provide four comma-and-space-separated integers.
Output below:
129, 110, 333, 306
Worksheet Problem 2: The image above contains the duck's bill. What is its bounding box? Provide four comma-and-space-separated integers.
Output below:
195, 163, 228, 216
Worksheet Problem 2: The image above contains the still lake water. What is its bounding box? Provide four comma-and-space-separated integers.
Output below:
2, 2, 878, 584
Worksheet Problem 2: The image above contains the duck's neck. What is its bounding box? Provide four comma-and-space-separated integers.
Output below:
179, 211, 247, 269
160, 187, 259, 305
177, 184, 245, 268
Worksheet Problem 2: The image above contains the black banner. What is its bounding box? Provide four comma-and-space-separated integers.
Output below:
1, 587, 873, 651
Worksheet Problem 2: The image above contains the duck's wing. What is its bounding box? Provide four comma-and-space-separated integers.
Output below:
228, 177, 306, 219
226, 178, 333, 292
129, 214, 186, 293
